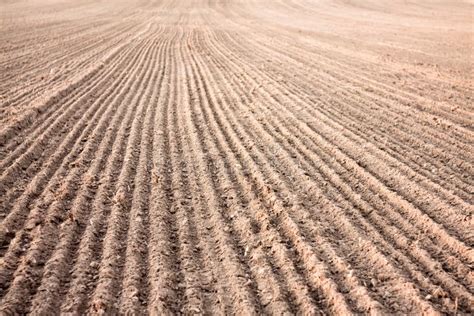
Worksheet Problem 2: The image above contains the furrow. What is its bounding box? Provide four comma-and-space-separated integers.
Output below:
0, 19, 137, 96
1, 0, 471, 313
178, 27, 263, 315
183, 28, 297, 315
187, 30, 371, 314
192, 28, 440, 309
0, 31, 159, 313
204, 29, 473, 253
187, 29, 359, 314
0, 29, 153, 248
198, 28, 473, 311
221, 15, 473, 136
0, 38, 146, 222
28, 29, 166, 316
211, 25, 473, 181
86, 30, 162, 313
146, 25, 185, 315
57, 34, 159, 314
117, 32, 169, 316
0, 20, 149, 164
0, 21, 152, 147
191, 29, 391, 315
215, 29, 474, 192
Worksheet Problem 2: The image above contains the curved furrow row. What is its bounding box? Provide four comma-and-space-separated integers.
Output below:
177, 27, 266, 316
202, 29, 473, 245
261, 109, 473, 293
187, 29, 394, 309
92, 24, 183, 311
269, 67, 474, 190
220, 46, 472, 314
203, 21, 474, 277
1, 14, 145, 90
0, 44, 142, 242
0, 2, 121, 44
282, 88, 474, 203
204, 24, 474, 198
1, 0, 471, 313
56, 32, 162, 315
0, 19, 110, 69
0, 21, 141, 117
213, 22, 473, 161
181, 27, 302, 315
0, 14, 131, 63
186, 29, 381, 314
0, 24, 152, 172
191, 58, 438, 314
0, 44, 146, 221
0, 21, 153, 148
0, 24, 146, 167
191, 32, 425, 313
0, 17, 151, 148
0, 28, 161, 314
280, 41, 474, 125
146, 24, 194, 315
214, 30, 474, 188
0, 24, 155, 245
216, 69, 473, 312
190, 25, 470, 314
0, 18, 132, 90
117, 36, 169, 316
28, 28, 168, 316
201, 27, 473, 259
81, 28, 165, 313
161, 25, 221, 314
0, 20, 89, 58
273, 34, 473, 146
219, 10, 474, 130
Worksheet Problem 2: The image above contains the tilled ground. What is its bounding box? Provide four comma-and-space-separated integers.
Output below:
0, 0, 473, 314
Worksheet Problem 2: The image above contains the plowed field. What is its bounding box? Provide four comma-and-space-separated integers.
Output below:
1, 0, 473, 314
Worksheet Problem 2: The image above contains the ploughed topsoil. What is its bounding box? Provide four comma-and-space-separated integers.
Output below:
0, 0, 472, 314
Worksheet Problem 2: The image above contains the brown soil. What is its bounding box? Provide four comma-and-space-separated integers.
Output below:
0, 0, 473, 314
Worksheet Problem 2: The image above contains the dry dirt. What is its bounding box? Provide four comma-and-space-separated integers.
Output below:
0, 0, 473, 314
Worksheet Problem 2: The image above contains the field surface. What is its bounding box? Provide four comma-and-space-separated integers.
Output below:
1, 0, 473, 314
